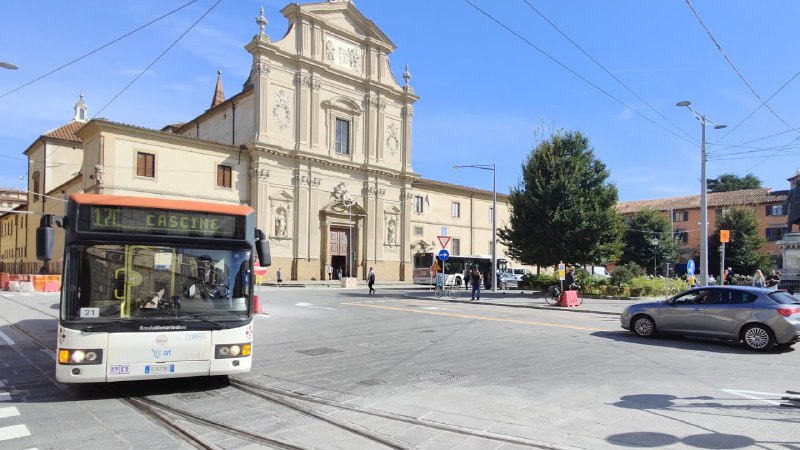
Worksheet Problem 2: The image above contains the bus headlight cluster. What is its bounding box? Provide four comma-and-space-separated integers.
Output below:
58, 349, 103, 365
215, 343, 251, 359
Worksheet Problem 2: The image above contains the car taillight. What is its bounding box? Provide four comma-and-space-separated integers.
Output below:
777, 307, 800, 317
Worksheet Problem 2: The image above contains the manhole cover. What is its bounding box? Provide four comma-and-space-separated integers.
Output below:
296, 347, 342, 356
416, 369, 465, 385
358, 378, 387, 386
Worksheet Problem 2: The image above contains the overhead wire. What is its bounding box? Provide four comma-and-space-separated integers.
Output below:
519, 0, 696, 143
461, 0, 696, 146
93, 0, 223, 118
0, 0, 201, 100
683, 0, 798, 134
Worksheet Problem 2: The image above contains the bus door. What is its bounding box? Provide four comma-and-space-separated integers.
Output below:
114, 246, 176, 317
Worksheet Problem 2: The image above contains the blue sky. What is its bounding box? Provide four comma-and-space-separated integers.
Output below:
2, 0, 799, 201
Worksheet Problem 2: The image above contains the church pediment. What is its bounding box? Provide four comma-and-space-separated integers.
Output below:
322, 199, 367, 216
281, 1, 396, 51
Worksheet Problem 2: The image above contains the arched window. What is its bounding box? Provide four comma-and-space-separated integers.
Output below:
32, 171, 41, 202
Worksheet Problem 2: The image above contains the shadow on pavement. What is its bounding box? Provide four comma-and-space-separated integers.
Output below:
592, 330, 796, 354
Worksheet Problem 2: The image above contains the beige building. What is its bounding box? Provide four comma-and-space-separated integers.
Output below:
9, 1, 513, 280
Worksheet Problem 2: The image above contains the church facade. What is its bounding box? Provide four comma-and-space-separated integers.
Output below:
7, 1, 511, 281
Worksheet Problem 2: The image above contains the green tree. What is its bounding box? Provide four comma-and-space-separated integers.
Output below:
707, 173, 762, 192
708, 206, 771, 276
619, 209, 681, 274
498, 130, 623, 268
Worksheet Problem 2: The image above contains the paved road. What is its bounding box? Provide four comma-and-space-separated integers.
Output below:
0, 288, 798, 449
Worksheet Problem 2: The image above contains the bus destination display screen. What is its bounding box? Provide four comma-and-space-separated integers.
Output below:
78, 205, 244, 239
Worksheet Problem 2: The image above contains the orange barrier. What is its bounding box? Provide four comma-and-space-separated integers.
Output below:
3, 274, 61, 292
559, 290, 580, 307
0, 273, 8, 290
252, 295, 267, 315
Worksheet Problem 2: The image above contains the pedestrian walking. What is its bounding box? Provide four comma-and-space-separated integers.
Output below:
327, 264, 333, 280
765, 270, 781, 291
367, 267, 376, 294
276, 267, 283, 286
470, 267, 482, 301
337, 267, 343, 280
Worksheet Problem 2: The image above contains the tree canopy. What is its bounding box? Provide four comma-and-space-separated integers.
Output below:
619, 209, 681, 274
708, 206, 771, 276
707, 173, 762, 192
498, 130, 623, 268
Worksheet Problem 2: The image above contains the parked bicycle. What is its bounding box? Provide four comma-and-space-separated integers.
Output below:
435, 283, 461, 300
546, 283, 582, 306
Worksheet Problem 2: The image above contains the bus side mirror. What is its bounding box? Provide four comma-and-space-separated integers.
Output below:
36, 226, 54, 261
255, 228, 271, 267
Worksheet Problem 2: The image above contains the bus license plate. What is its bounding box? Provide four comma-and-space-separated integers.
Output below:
145, 364, 175, 375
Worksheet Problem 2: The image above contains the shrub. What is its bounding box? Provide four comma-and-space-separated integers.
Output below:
610, 262, 645, 287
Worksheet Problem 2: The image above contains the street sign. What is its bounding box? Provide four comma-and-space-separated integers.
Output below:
720, 229, 730, 243
438, 249, 450, 261
431, 259, 440, 272
437, 236, 451, 249
558, 262, 565, 281
687, 259, 696, 276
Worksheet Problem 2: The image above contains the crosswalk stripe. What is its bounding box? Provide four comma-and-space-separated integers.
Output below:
0, 407, 19, 419
0, 424, 31, 441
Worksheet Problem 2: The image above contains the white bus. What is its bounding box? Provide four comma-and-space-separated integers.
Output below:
37, 194, 271, 383
412, 252, 508, 286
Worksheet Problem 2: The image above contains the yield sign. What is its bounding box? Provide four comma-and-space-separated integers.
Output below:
437, 236, 451, 249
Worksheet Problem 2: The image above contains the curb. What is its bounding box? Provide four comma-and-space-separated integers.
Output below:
402, 293, 621, 316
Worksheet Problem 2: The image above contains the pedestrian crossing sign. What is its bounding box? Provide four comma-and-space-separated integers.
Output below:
431, 260, 440, 272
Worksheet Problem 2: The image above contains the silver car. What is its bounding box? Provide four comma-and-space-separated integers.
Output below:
620, 286, 800, 351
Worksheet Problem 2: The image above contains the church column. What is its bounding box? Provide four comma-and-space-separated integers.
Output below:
400, 184, 413, 281
248, 152, 270, 245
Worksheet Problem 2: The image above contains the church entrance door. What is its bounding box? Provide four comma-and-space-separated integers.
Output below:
329, 227, 351, 277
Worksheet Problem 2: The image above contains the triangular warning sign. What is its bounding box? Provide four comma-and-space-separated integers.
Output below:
431, 260, 440, 272
437, 236, 451, 249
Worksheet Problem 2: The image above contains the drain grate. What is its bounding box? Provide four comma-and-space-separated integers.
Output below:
357, 378, 387, 386
416, 369, 465, 385
296, 347, 342, 356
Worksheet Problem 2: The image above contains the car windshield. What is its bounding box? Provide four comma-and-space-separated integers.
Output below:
767, 291, 800, 305
61, 244, 252, 321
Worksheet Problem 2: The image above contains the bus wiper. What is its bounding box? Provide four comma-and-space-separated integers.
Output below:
81, 320, 125, 333
178, 312, 228, 329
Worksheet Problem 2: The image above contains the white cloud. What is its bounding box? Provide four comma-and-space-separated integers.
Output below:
615, 107, 633, 121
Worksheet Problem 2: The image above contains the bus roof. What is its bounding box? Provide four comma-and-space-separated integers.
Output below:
69, 194, 254, 216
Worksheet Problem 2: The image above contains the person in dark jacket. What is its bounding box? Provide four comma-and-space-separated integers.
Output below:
367, 267, 376, 294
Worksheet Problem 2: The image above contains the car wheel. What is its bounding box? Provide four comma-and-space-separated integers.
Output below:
741, 324, 776, 352
632, 315, 656, 338
501, 282, 507, 290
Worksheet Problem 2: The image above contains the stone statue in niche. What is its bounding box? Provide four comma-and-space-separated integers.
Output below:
275, 210, 287, 237
93, 164, 104, 186
387, 220, 396, 245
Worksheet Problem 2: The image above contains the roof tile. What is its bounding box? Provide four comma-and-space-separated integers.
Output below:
617, 188, 788, 214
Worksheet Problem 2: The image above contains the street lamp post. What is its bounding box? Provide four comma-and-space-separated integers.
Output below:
676, 101, 726, 286
342, 193, 354, 278
0, 62, 18, 70
453, 163, 497, 292
651, 238, 659, 276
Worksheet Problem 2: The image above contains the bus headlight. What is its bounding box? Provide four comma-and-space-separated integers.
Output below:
215, 343, 251, 359
59, 349, 103, 365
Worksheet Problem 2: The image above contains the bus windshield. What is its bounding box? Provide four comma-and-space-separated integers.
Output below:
61, 244, 252, 322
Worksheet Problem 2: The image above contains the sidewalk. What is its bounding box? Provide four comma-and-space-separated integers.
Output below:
404, 288, 667, 316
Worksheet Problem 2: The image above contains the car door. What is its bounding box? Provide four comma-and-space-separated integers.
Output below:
703, 288, 756, 338
658, 289, 711, 334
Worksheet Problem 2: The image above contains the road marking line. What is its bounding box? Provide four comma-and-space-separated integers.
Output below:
0, 392, 10, 402
295, 303, 336, 310
721, 389, 785, 406
0, 424, 30, 441
0, 331, 14, 346
0, 407, 20, 419
343, 302, 609, 331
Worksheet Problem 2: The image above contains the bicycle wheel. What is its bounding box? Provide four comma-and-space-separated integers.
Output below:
447, 287, 460, 300
435, 287, 446, 298
544, 286, 560, 305
576, 293, 583, 306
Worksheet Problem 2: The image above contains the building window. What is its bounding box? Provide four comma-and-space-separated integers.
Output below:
32, 171, 41, 202
414, 226, 423, 236
451, 202, 460, 218
489, 207, 494, 223
766, 227, 787, 242
452, 238, 461, 256
217, 165, 232, 188
414, 196, 424, 213
766, 205, 784, 216
137, 152, 155, 178
673, 210, 688, 222
714, 207, 729, 218
674, 229, 688, 244
335, 118, 350, 155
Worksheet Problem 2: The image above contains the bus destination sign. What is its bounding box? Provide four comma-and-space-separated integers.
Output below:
79, 206, 243, 239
